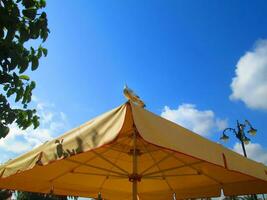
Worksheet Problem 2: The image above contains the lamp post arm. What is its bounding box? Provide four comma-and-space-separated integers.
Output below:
223, 128, 237, 136
245, 119, 253, 128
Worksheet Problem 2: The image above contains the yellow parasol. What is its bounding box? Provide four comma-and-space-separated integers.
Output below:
0, 102, 267, 200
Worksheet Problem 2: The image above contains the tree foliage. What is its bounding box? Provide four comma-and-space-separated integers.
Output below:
16, 191, 79, 200
0, 0, 49, 138
0, 189, 12, 199
16, 191, 68, 200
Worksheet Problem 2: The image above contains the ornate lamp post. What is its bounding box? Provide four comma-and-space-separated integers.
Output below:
220, 120, 258, 200
220, 120, 257, 158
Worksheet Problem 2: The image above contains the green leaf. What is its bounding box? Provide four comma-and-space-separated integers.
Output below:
19, 75, 30, 81
0, 73, 12, 84
42, 48, 48, 56
37, 47, 42, 58
11, 4, 20, 17
18, 57, 29, 73
30, 81, 36, 89
22, 8, 37, 20
41, 28, 49, 42
22, 85, 30, 104
40, 12, 47, 19
19, 26, 30, 42
0, 124, 10, 139
6, 112, 16, 124
3, 84, 9, 91
13, 73, 20, 86
30, 47, 35, 55
7, 89, 15, 97
39, 0, 46, 8
31, 56, 39, 70
15, 87, 24, 102
15, 93, 22, 102
22, 0, 35, 8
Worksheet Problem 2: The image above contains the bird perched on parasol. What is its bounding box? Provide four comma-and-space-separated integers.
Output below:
123, 85, 145, 108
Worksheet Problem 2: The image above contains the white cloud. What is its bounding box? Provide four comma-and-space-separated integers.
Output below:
0, 98, 68, 163
230, 39, 267, 110
161, 104, 227, 136
216, 119, 228, 131
0, 140, 30, 154
233, 142, 267, 164
41, 111, 54, 124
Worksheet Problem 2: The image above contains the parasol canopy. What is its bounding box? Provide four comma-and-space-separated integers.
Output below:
0, 102, 267, 200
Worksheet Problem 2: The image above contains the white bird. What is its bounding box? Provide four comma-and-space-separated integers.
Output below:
123, 85, 145, 108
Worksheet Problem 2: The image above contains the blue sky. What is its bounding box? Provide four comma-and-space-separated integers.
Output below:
2, 1, 267, 199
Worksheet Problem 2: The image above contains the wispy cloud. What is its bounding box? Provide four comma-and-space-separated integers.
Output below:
0, 97, 69, 163
230, 39, 267, 110
161, 103, 227, 136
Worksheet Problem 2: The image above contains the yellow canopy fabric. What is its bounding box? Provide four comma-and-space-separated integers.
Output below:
0, 102, 267, 200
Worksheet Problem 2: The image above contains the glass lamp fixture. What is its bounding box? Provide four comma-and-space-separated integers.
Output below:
243, 136, 250, 145
248, 127, 257, 136
220, 133, 229, 142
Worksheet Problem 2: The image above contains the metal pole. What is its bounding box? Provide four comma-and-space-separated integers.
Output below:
237, 121, 248, 158
240, 139, 247, 157
237, 121, 257, 200
132, 131, 138, 200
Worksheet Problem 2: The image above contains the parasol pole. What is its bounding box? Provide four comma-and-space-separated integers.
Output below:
132, 130, 138, 200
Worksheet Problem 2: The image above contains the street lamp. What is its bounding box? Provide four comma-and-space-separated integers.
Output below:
220, 120, 257, 158
220, 120, 258, 200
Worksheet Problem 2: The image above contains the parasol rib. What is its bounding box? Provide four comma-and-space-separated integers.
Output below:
140, 152, 175, 175
66, 159, 127, 176
92, 150, 129, 174
48, 148, 111, 182
71, 171, 127, 178
143, 173, 200, 179
142, 160, 203, 177
139, 139, 174, 191
165, 150, 223, 185
48, 135, 131, 183
98, 134, 133, 192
